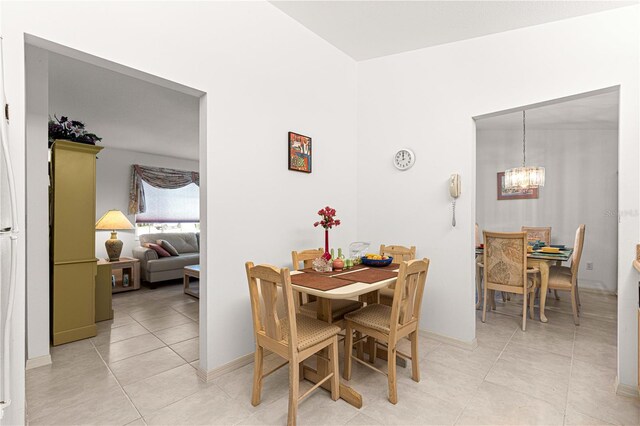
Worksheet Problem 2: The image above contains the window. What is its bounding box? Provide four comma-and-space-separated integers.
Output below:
135, 180, 199, 224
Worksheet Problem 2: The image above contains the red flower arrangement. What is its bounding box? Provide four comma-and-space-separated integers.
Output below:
314, 206, 341, 258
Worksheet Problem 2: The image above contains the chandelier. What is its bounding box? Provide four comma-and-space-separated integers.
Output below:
504, 110, 545, 189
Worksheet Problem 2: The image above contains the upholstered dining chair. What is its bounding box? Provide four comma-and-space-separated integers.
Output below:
547, 224, 586, 325
378, 244, 416, 306
475, 225, 509, 308
291, 249, 362, 325
343, 258, 430, 404
246, 262, 340, 426
482, 231, 538, 331
521, 226, 552, 245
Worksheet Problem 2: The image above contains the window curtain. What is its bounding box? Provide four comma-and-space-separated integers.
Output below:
128, 164, 200, 214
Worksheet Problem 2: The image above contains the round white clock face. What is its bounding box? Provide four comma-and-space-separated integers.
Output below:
394, 148, 415, 171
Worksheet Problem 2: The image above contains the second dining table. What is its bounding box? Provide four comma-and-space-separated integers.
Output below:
475, 246, 573, 322
288, 263, 400, 408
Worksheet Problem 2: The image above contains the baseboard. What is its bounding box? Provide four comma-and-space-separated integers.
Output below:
26, 354, 52, 370
196, 352, 255, 382
420, 329, 478, 350
615, 376, 639, 398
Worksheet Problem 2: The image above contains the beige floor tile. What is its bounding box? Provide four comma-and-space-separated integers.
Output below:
110, 347, 187, 386
96, 311, 137, 331
572, 333, 616, 370
564, 408, 613, 425
153, 321, 199, 345
346, 413, 384, 425
124, 364, 210, 416
138, 311, 194, 332
96, 333, 166, 363
456, 381, 565, 425
237, 387, 361, 426
500, 341, 572, 376
509, 321, 575, 357
125, 418, 147, 426
91, 322, 150, 346
484, 357, 570, 411
424, 343, 502, 379
128, 305, 181, 322
145, 384, 253, 425
170, 337, 199, 363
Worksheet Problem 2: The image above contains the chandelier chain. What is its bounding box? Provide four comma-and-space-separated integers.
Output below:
522, 110, 526, 167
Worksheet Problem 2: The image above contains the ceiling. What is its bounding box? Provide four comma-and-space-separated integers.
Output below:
270, 1, 637, 61
48, 52, 200, 160
475, 90, 619, 130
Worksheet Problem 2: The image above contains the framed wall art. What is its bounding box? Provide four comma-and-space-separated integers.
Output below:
288, 131, 312, 173
497, 171, 539, 200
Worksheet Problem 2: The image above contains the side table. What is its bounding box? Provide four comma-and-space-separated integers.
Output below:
98, 257, 140, 293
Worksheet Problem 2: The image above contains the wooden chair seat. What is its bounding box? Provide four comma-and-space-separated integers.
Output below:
281, 314, 341, 351
550, 265, 572, 276
548, 268, 573, 290
299, 299, 363, 322
345, 304, 392, 333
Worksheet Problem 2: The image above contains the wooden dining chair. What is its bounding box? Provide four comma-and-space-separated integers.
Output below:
343, 258, 430, 404
378, 244, 416, 306
547, 224, 586, 325
475, 226, 509, 308
246, 262, 341, 426
521, 226, 552, 245
482, 231, 538, 331
292, 249, 362, 324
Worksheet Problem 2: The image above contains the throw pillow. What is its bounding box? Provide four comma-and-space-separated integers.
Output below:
145, 242, 171, 257
157, 239, 179, 256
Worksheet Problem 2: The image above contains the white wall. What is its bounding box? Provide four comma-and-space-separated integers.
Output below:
476, 129, 618, 292
357, 6, 638, 389
93, 148, 198, 260
25, 46, 51, 368
2, 4, 358, 422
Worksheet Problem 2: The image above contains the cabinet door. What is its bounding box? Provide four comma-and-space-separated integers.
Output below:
52, 261, 97, 345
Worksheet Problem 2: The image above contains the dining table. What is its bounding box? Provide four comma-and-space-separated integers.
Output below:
288, 264, 400, 409
475, 247, 573, 323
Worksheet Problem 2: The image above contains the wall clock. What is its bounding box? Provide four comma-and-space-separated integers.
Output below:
393, 148, 415, 171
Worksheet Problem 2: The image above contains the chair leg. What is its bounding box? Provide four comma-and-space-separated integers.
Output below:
571, 287, 580, 326
576, 280, 581, 309
330, 337, 339, 401
251, 345, 264, 406
482, 283, 488, 323
507, 293, 511, 301
554, 290, 560, 300
288, 355, 299, 426
410, 331, 420, 382
529, 288, 535, 319
491, 290, 496, 310
387, 347, 398, 404
343, 323, 353, 380
522, 290, 527, 331
355, 331, 364, 361
502, 291, 507, 303
368, 337, 376, 364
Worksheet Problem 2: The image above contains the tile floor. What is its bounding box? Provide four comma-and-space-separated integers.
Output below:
26, 284, 639, 425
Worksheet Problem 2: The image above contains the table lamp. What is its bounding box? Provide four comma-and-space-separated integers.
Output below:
96, 209, 134, 261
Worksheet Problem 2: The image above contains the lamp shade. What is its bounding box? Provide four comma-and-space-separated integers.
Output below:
96, 209, 134, 231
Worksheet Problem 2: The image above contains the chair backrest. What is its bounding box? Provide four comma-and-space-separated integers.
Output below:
379, 244, 416, 263
291, 248, 324, 271
570, 224, 586, 276
389, 258, 429, 336
521, 226, 552, 245
245, 262, 297, 351
483, 231, 527, 288
475, 223, 481, 247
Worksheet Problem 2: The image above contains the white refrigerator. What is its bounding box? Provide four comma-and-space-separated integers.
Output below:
0, 36, 19, 421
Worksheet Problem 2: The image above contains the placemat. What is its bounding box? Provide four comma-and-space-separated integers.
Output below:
376, 263, 400, 271
290, 273, 357, 291
334, 268, 398, 284
300, 264, 368, 275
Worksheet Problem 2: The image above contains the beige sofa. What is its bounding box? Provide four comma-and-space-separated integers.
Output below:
132, 232, 200, 284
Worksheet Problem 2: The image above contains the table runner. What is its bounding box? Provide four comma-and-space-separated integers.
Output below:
334, 268, 398, 284
300, 264, 368, 275
290, 273, 357, 291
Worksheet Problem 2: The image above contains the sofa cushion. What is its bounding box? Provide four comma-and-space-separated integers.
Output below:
140, 233, 199, 254
157, 239, 179, 256
145, 242, 171, 257
147, 253, 200, 273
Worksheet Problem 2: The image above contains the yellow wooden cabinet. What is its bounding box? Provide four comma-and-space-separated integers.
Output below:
50, 140, 103, 345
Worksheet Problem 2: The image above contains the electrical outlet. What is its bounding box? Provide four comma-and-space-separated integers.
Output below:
586, 262, 593, 270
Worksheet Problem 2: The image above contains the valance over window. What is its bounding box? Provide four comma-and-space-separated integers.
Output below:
129, 164, 200, 214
